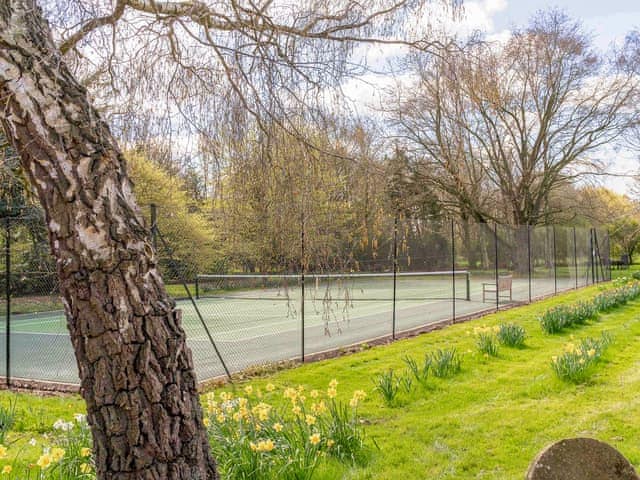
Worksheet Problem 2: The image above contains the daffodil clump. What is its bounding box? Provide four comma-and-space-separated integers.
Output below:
473, 325, 500, 357
496, 323, 527, 348
551, 332, 612, 383
592, 281, 640, 311
0, 413, 93, 479
205, 379, 368, 479
540, 281, 640, 334
539, 302, 597, 334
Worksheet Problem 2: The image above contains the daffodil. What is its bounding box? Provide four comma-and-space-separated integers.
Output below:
256, 439, 275, 452
50, 447, 65, 462
37, 453, 52, 469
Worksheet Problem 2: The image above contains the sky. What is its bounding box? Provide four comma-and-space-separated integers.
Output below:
423, 0, 640, 195
490, 0, 639, 52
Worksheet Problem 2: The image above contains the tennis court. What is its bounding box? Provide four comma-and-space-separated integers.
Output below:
0, 271, 563, 384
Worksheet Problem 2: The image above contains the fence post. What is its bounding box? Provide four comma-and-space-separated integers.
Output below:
527, 225, 532, 303
552, 226, 557, 294
392, 215, 398, 339
300, 212, 305, 362
451, 218, 455, 323
494, 224, 499, 311
607, 229, 612, 281
573, 227, 578, 289
4, 218, 10, 388
590, 228, 595, 285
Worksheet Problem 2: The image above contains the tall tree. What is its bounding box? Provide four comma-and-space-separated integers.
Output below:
388, 10, 638, 226
0, 0, 457, 478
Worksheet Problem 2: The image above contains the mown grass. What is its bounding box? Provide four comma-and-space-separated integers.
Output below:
212, 281, 640, 479
1, 279, 640, 478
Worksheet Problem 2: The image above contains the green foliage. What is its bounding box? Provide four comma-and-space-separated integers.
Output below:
0, 399, 16, 445
211, 124, 394, 273
205, 382, 367, 479
429, 348, 462, 378
539, 305, 574, 333
551, 332, 613, 383
402, 355, 431, 386
540, 281, 640, 333
0, 415, 94, 479
497, 323, 526, 348
476, 333, 499, 357
399, 373, 413, 394
126, 153, 220, 279
374, 370, 400, 405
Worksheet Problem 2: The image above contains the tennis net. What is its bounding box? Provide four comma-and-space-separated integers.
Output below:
194, 270, 471, 302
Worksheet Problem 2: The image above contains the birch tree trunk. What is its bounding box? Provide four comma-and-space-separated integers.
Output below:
0, 2, 217, 478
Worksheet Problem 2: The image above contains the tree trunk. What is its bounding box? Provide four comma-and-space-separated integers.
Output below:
0, 2, 217, 479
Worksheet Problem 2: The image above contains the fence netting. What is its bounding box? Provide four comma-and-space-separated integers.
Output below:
0, 206, 612, 386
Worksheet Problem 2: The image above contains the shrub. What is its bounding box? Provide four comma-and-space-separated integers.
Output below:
497, 323, 526, 348
551, 333, 612, 383
429, 348, 462, 378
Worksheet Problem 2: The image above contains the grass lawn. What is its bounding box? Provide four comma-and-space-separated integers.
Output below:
215, 280, 640, 479
0, 277, 639, 478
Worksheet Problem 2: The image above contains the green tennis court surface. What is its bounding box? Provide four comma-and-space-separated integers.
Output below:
0, 274, 570, 384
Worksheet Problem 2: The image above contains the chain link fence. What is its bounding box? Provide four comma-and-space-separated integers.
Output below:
0, 206, 612, 387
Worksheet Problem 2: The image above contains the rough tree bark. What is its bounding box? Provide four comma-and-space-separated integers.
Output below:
0, 1, 217, 479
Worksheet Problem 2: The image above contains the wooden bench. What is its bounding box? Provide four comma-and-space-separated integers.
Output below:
482, 275, 513, 303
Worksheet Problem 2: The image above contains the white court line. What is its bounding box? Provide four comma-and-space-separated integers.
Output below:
184, 298, 445, 342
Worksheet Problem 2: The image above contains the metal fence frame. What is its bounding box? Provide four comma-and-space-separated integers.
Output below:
0, 207, 613, 387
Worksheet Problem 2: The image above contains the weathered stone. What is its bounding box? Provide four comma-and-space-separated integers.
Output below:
526, 437, 639, 480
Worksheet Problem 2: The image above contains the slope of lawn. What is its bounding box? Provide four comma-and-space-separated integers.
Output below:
217, 280, 640, 479
0, 277, 640, 478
